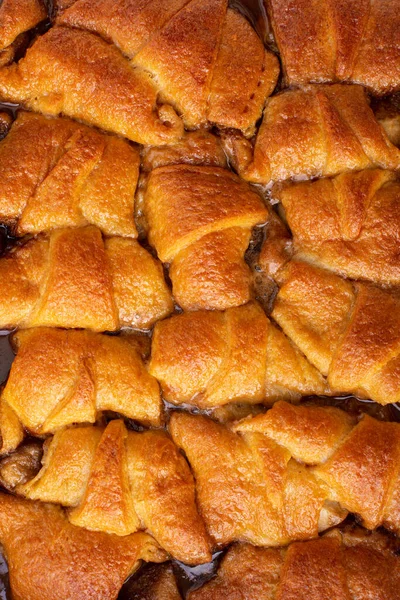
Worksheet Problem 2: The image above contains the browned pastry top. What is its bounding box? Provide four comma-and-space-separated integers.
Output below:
266, 0, 400, 95
189, 529, 400, 599
56, 0, 279, 134
1, 328, 161, 441
0, 112, 140, 237
0, 26, 184, 145
271, 260, 400, 404
274, 169, 400, 285
0, 492, 166, 600
225, 84, 400, 184
0, 226, 173, 331
0, 0, 46, 61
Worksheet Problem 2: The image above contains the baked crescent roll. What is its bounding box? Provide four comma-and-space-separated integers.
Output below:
0, 226, 173, 331
56, 0, 279, 135
20, 419, 211, 565
144, 165, 268, 310
0, 26, 184, 145
0, 0, 46, 65
274, 169, 400, 285
189, 528, 400, 600
266, 0, 400, 95
0, 492, 166, 600
149, 301, 326, 408
0, 112, 139, 237
272, 260, 400, 404
225, 84, 400, 185
170, 401, 400, 548
0, 328, 161, 445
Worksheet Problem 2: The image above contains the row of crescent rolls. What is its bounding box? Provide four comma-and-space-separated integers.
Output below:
3, 270, 400, 455
1, 4, 399, 169
0, 493, 398, 600
0, 0, 279, 144
128, 529, 400, 600
1, 107, 400, 316
8, 401, 400, 564
0, 304, 326, 455
148, 255, 400, 407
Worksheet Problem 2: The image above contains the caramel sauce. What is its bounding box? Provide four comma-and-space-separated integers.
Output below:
0, 1, 398, 598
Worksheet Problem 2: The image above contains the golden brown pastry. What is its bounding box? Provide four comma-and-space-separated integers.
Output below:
170, 401, 400, 548
0, 492, 166, 600
0, 328, 161, 447
225, 84, 400, 185
144, 165, 268, 310
0, 0, 46, 65
266, 0, 400, 95
0, 112, 139, 237
274, 169, 400, 285
149, 301, 326, 408
0, 226, 173, 331
0, 26, 184, 145
272, 260, 400, 404
56, 0, 279, 135
20, 419, 211, 565
189, 528, 400, 599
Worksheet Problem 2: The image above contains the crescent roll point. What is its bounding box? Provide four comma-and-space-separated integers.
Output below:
224, 84, 400, 185
0, 492, 167, 600
0, 328, 162, 446
188, 529, 400, 600
19, 419, 212, 565
274, 169, 400, 286
148, 301, 327, 409
143, 165, 268, 311
266, 0, 400, 95
0, 112, 140, 237
56, 0, 280, 135
269, 259, 400, 405
170, 401, 400, 548
0, 0, 46, 65
0, 226, 173, 331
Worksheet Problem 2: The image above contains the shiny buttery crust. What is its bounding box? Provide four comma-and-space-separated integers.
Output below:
0, 112, 139, 237
0, 328, 161, 446
21, 401, 400, 554
0, 492, 166, 600
0, 0, 279, 137
275, 169, 400, 285
19, 420, 211, 565
0, 26, 184, 145
144, 165, 268, 310
272, 260, 400, 404
149, 301, 326, 408
56, 0, 279, 134
0, 226, 173, 331
189, 528, 400, 599
266, 0, 400, 95
225, 84, 400, 184
170, 401, 400, 546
